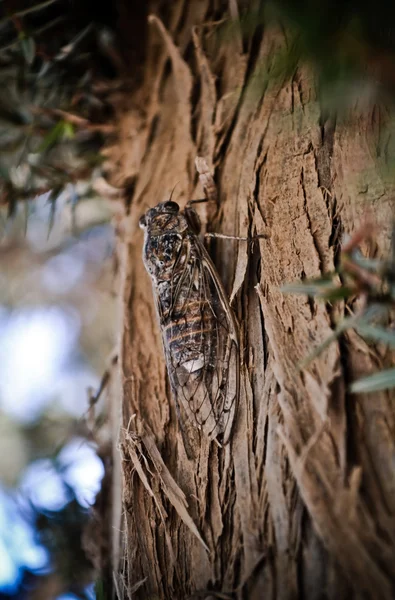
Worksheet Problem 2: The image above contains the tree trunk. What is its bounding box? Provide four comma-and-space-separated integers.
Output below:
108, 2, 395, 598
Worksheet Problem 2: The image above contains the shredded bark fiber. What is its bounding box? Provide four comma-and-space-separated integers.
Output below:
107, 2, 395, 598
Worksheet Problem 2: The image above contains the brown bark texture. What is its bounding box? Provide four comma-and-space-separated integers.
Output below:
109, 1, 395, 598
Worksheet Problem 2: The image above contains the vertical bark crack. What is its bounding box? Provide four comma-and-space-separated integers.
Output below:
300, 165, 323, 273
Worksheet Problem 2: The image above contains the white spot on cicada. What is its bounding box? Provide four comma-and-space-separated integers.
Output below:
182, 356, 204, 373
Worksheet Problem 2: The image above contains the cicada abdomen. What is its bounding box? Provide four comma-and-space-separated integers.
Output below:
139, 200, 239, 444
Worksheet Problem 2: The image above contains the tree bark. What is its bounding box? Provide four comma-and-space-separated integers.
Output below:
108, 2, 395, 598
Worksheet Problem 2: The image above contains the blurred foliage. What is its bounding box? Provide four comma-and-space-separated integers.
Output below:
36, 497, 92, 597
0, 0, 121, 217
16, 457, 98, 600
0, 3, 119, 599
224, 0, 395, 111
283, 221, 395, 393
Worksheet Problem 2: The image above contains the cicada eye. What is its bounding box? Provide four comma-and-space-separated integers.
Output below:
163, 201, 179, 212
139, 214, 147, 228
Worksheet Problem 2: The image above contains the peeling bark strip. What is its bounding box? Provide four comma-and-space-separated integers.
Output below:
109, 1, 395, 598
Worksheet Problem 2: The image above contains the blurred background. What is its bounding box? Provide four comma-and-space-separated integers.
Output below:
0, 190, 116, 599
0, 0, 121, 597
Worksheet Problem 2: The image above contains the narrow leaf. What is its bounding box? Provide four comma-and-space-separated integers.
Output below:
38, 121, 66, 152
63, 122, 75, 139
351, 252, 384, 273
350, 369, 395, 394
356, 323, 395, 348
95, 579, 106, 600
319, 285, 355, 301
281, 282, 336, 296
20, 36, 36, 65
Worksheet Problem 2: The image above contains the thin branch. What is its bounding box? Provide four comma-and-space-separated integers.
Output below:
0, 0, 60, 26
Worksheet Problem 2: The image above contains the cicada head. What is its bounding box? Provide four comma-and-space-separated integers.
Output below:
140, 201, 189, 280
139, 201, 180, 229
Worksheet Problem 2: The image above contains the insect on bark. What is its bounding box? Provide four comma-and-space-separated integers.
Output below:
139, 191, 239, 446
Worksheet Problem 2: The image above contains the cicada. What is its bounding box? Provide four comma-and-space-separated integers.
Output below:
139, 200, 239, 445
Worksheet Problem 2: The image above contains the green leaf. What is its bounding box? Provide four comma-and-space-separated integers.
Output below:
0, 164, 10, 181
351, 252, 384, 273
19, 36, 36, 65
318, 285, 355, 301
361, 304, 390, 322
38, 121, 68, 152
281, 279, 336, 297
281, 283, 321, 295
281, 281, 355, 301
350, 369, 395, 394
63, 122, 75, 139
356, 323, 395, 348
95, 579, 106, 600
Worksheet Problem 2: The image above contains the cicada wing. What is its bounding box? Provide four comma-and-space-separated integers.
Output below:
168, 237, 239, 443
160, 255, 223, 440
197, 241, 239, 443
150, 284, 200, 458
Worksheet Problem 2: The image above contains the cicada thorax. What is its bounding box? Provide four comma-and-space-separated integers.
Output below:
141, 212, 188, 280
